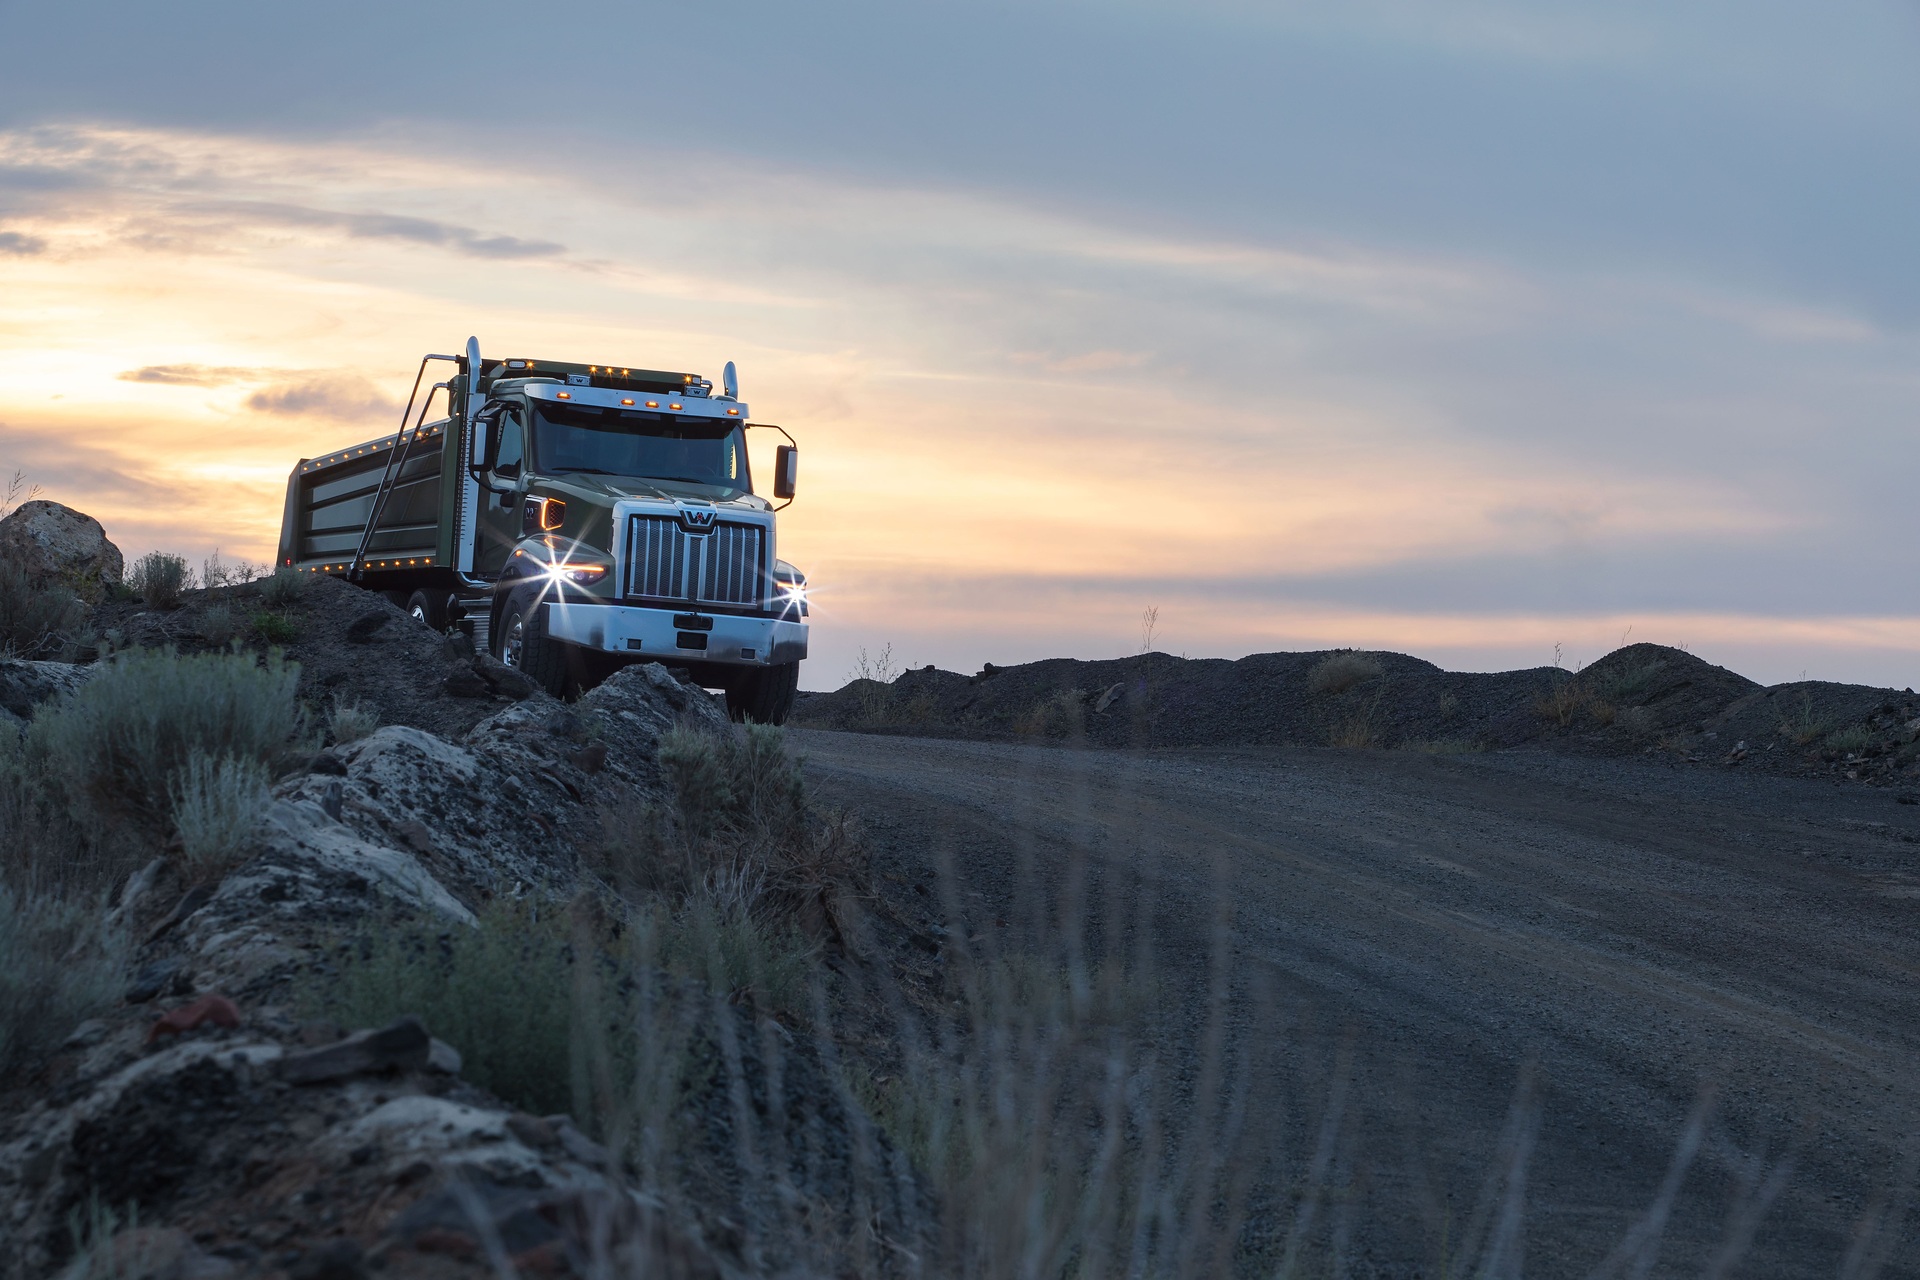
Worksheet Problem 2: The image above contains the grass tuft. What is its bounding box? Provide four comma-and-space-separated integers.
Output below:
326, 699, 378, 746
314, 898, 578, 1116
1308, 650, 1383, 695
0, 879, 126, 1078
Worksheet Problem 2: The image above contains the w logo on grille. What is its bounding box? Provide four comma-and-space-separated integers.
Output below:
679, 508, 718, 532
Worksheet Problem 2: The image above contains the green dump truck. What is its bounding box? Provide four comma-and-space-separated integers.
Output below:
276, 338, 808, 722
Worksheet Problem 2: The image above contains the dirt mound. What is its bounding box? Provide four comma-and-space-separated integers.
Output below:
793, 642, 1920, 787
88, 574, 542, 740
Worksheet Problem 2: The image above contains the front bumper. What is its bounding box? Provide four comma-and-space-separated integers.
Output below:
542, 600, 808, 667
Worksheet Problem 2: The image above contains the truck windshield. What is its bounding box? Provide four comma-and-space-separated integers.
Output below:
530, 403, 749, 495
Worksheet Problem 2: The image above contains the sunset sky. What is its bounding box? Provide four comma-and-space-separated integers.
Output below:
3, 2, 1918, 689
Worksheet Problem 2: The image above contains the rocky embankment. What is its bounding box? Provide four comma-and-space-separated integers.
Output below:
795, 644, 1920, 789
0, 503, 905, 1279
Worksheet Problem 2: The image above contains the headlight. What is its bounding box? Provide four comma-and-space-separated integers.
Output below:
773, 562, 809, 616
545, 561, 607, 585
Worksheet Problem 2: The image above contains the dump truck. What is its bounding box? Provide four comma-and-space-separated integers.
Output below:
276, 338, 808, 723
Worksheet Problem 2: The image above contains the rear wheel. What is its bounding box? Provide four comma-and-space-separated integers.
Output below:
407, 589, 450, 631
726, 662, 800, 725
496, 590, 571, 698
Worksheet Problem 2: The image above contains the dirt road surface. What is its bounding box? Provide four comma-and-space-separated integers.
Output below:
794, 729, 1920, 1277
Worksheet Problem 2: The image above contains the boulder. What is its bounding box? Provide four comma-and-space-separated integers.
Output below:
0, 658, 92, 719
0, 500, 123, 587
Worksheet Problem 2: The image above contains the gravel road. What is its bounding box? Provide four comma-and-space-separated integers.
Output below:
793, 729, 1920, 1277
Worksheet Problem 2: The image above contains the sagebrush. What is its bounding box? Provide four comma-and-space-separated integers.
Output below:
31, 647, 304, 824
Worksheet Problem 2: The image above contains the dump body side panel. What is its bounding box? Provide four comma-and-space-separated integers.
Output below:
278, 420, 456, 574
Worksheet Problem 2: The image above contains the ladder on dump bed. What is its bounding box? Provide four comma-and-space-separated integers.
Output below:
347, 353, 460, 583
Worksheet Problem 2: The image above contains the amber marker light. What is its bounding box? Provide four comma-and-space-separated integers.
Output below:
726, 408, 740, 416
557, 391, 572, 400
669, 402, 682, 411
621, 398, 634, 406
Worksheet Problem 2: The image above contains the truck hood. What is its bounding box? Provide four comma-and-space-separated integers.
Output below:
544, 473, 769, 512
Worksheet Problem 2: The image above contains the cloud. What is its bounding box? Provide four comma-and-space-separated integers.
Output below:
185, 200, 564, 260
0, 230, 44, 255
118, 364, 257, 386
245, 376, 397, 421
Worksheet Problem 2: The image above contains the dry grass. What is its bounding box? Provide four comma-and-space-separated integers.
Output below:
0, 878, 126, 1079
1014, 688, 1086, 739
1779, 690, 1832, 747
1307, 650, 1383, 695
0, 558, 86, 659
1537, 673, 1588, 728
325, 699, 378, 746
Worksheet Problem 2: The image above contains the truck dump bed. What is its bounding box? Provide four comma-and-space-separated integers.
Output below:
276, 419, 458, 576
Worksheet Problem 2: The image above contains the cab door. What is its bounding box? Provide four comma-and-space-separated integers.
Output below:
475, 403, 528, 577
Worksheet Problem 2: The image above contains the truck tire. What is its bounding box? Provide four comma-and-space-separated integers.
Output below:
727, 663, 800, 725
407, 589, 450, 631
497, 590, 572, 699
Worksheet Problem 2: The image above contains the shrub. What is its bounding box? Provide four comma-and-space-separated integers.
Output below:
198, 604, 236, 648
728, 721, 807, 836
0, 557, 85, 659
199, 550, 263, 594
1826, 724, 1873, 755
31, 648, 304, 824
659, 726, 735, 843
316, 898, 577, 1116
326, 699, 378, 746
0, 879, 126, 1077
1307, 650, 1382, 695
168, 752, 269, 872
251, 611, 298, 643
1596, 657, 1665, 705
128, 553, 189, 609
259, 567, 306, 607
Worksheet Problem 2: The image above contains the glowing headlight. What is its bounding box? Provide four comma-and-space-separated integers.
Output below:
544, 562, 608, 585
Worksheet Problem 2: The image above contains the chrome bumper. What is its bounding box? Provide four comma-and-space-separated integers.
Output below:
542, 601, 808, 667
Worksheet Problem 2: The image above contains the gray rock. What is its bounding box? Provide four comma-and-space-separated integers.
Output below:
473, 653, 542, 701
0, 658, 92, 719
0, 499, 122, 585
280, 1016, 431, 1085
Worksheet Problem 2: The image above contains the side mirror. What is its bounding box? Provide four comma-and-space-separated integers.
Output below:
774, 445, 798, 500
469, 404, 501, 474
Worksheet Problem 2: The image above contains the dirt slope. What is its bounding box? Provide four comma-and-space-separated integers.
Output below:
794, 643, 1920, 788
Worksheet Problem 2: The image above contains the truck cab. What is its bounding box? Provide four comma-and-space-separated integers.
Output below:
276, 340, 809, 723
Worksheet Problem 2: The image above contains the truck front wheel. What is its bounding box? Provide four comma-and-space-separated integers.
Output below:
726, 663, 800, 725
497, 591, 572, 698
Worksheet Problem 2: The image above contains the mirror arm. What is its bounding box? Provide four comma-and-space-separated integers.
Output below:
749, 422, 799, 508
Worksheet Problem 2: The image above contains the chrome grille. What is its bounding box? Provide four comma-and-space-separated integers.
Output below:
625, 515, 767, 607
